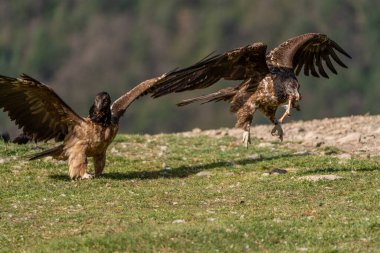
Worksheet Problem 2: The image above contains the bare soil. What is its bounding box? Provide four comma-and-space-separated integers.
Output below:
178, 114, 380, 156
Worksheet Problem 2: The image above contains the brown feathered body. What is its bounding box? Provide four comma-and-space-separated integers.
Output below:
150, 33, 351, 146
46, 119, 119, 179
230, 67, 298, 131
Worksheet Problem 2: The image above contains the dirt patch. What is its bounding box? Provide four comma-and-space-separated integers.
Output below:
177, 114, 380, 156
298, 175, 344, 181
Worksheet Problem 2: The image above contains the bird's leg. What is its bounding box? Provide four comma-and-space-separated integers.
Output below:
68, 152, 93, 180
242, 122, 251, 149
236, 104, 257, 148
279, 99, 293, 124
268, 113, 284, 142
94, 153, 106, 177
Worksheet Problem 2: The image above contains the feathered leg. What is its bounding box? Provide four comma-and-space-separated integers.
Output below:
94, 153, 106, 176
235, 104, 257, 148
68, 152, 92, 180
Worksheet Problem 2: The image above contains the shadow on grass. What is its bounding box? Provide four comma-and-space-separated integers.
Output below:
49, 174, 71, 181
49, 152, 306, 181
49, 159, 380, 181
98, 152, 301, 180
300, 166, 380, 175
49, 151, 380, 181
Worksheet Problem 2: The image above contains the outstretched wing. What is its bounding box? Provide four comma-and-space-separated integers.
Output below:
110, 74, 167, 121
0, 74, 84, 142
150, 42, 269, 98
266, 33, 351, 78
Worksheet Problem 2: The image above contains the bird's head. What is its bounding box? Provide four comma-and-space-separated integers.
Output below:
89, 92, 112, 126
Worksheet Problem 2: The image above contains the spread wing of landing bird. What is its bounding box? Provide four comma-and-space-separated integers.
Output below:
0, 73, 167, 179
150, 33, 351, 147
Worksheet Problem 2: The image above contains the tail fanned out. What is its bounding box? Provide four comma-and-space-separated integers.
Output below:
29, 145, 64, 160
177, 87, 237, 107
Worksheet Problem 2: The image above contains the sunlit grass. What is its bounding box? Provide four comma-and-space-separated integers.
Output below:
0, 134, 379, 252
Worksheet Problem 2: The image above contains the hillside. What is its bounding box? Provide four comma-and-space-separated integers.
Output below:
0, 1, 379, 134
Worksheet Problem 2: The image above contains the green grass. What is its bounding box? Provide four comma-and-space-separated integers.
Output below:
1, 134, 379, 252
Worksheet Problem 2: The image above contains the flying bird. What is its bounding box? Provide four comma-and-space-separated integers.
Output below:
0, 73, 167, 179
150, 33, 351, 147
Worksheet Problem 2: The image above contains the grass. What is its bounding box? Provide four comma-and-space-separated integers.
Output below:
0, 133, 379, 252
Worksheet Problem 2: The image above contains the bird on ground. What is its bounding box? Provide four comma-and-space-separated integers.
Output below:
12, 132, 32, 144
0, 73, 167, 179
150, 33, 351, 147
1, 131, 10, 143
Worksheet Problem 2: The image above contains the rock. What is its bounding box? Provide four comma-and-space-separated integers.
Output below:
258, 142, 272, 148
304, 131, 319, 140
172, 219, 185, 224
297, 127, 306, 133
110, 147, 119, 154
299, 175, 344, 181
196, 171, 213, 177
247, 154, 262, 160
335, 153, 352, 160
192, 128, 202, 134
337, 133, 361, 144
270, 168, 288, 174
315, 141, 324, 147
293, 150, 312, 156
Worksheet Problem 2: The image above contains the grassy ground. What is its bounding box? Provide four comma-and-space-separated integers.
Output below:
0, 134, 379, 252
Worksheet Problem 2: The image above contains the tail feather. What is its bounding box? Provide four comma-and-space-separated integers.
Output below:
29, 145, 64, 160
177, 87, 237, 107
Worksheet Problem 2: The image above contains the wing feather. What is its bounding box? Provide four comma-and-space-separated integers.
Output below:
309, 55, 319, 77
303, 50, 311, 76
267, 33, 351, 78
0, 74, 84, 142
315, 53, 329, 78
328, 47, 348, 68
150, 43, 269, 98
294, 60, 304, 76
330, 40, 351, 58
322, 54, 337, 74
110, 75, 168, 121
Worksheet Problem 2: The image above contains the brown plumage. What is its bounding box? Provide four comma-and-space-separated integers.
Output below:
0, 73, 167, 179
1, 132, 10, 143
12, 133, 32, 144
150, 33, 351, 147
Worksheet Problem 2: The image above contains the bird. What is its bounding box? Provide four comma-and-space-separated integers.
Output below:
12, 132, 32, 144
1, 131, 10, 143
0, 73, 167, 179
149, 33, 351, 147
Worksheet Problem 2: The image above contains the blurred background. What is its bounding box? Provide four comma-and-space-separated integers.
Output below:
0, 0, 377, 136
